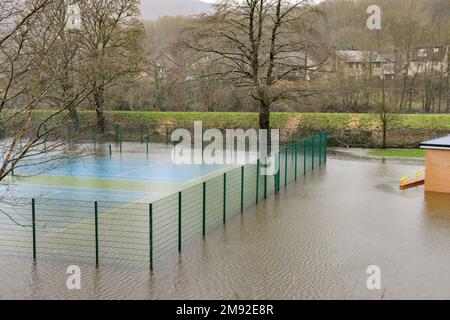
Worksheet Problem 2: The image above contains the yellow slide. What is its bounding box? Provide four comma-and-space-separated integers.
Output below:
400, 169, 425, 190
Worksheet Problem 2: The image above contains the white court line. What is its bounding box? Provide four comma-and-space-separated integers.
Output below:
36, 191, 61, 199
117, 162, 170, 177
44, 188, 152, 197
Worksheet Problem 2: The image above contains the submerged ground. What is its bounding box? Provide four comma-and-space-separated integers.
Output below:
1, 154, 450, 299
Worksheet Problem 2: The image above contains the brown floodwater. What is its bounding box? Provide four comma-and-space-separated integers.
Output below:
1, 154, 450, 300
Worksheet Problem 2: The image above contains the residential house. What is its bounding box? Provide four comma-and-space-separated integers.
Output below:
381, 53, 396, 80
188, 50, 322, 82
333, 50, 391, 79
153, 53, 184, 82
420, 136, 450, 194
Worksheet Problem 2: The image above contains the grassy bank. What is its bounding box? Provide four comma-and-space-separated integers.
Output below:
37, 110, 450, 130
99, 111, 448, 129
35, 110, 450, 148
370, 149, 425, 159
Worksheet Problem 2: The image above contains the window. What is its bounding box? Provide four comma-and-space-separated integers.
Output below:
418, 49, 427, 57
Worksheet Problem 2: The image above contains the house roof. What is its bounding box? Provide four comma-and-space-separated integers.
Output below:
277, 51, 318, 67
420, 136, 450, 150
336, 50, 386, 63
382, 53, 396, 63
155, 53, 181, 68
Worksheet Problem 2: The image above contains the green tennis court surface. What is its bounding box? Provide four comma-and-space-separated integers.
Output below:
0, 143, 234, 263
7, 143, 230, 201
0, 134, 328, 268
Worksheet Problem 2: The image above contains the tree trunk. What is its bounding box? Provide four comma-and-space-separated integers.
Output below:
399, 74, 408, 111
447, 46, 450, 113
381, 76, 387, 149
258, 101, 270, 131
258, 99, 271, 153
68, 106, 80, 132
438, 64, 444, 113
94, 86, 106, 133
382, 121, 387, 149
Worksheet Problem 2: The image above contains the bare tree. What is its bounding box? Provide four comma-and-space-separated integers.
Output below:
187, 0, 322, 135
0, 0, 92, 188
376, 68, 399, 149
77, 0, 144, 133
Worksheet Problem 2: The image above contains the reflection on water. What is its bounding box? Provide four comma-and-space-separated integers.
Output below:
1, 155, 450, 300
425, 192, 450, 217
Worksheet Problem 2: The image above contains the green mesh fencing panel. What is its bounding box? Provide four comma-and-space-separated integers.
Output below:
181, 184, 203, 244
242, 162, 258, 211
0, 133, 327, 269
313, 135, 321, 168
225, 167, 242, 221
98, 201, 149, 264
34, 198, 96, 262
299, 141, 305, 176
0, 200, 33, 257
153, 193, 178, 260
287, 147, 294, 184
205, 175, 224, 231
256, 160, 265, 202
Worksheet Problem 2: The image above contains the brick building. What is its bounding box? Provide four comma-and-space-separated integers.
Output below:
420, 136, 450, 194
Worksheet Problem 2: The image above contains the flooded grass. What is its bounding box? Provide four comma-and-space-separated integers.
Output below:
370, 149, 425, 159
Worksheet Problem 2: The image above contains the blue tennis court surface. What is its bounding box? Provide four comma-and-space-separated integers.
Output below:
6, 144, 231, 202
16, 155, 226, 183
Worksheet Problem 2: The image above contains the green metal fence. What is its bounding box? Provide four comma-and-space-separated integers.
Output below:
0, 132, 327, 270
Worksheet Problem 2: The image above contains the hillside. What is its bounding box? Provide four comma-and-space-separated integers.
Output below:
140, 0, 213, 20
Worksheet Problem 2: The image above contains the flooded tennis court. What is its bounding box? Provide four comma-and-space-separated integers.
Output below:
1, 154, 450, 300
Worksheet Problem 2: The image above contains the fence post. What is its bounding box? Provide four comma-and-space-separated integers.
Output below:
256, 159, 260, 204
311, 137, 315, 171
166, 126, 169, 144
109, 144, 112, 157
149, 203, 153, 272
295, 143, 298, 180
201, 126, 204, 162
303, 141, 307, 175
319, 134, 322, 167
223, 173, 227, 225
120, 127, 123, 154
140, 125, 144, 144
240, 166, 244, 213
115, 125, 119, 143
32, 198, 36, 261
273, 156, 276, 194
178, 192, 182, 253
276, 152, 280, 193
67, 127, 71, 149
92, 126, 96, 151
43, 124, 47, 149
94, 201, 99, 266
324, 133, 328, 164
146, 127, 150, 155
264, 161, 268, 200
202, 182, 206, 237
285, 147, 288, 187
